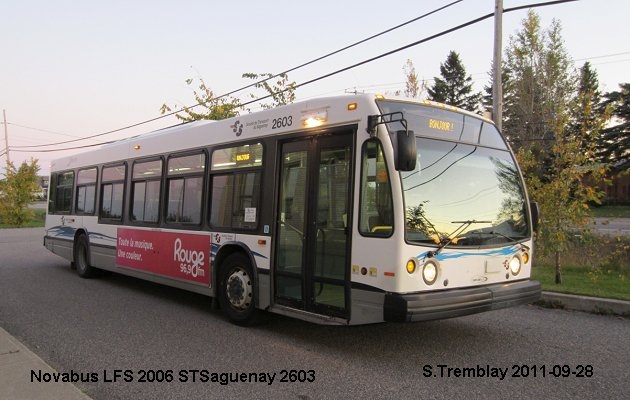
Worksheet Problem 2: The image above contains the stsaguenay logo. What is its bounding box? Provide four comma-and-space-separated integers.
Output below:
231, 121, 243, 136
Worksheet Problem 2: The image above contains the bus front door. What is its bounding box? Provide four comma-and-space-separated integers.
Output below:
275, 132, 353, 319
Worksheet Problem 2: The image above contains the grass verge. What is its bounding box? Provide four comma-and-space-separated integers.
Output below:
532, 232, 629, 301
590, 205, 630, 218
532, 264, 629, 301
0, 208, 46, 228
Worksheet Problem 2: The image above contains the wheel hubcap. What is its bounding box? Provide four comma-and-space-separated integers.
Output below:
226, 268, 252, 310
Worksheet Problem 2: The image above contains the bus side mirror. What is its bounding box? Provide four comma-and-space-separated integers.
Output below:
530, 201, 540, 233
394, 130, 417, 171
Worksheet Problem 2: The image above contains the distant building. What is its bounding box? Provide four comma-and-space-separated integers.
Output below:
603, 167, 630, 204
36, 175, 49, 199
582, 164, 629, 205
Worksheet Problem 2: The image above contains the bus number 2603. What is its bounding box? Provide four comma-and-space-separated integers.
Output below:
272, 116, 292, 129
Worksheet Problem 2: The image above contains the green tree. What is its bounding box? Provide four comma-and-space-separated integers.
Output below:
502, 10, 545, 148
160, 77, 241, 122
504, 11, 606, 283
598, 83, 630, 169
0, 159, 40, 227
242, 72, 296, 110
569, 62, 611, 161
427, 50, 481, 112
502, 10, 575, 159
517, 135, 605, 284
482, 65, 513, 119
396, 59, 423, 98
571, 63, 604, 138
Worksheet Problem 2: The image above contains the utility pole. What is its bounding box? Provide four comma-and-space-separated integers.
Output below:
2, 109, 9, 164
492, 0, 503, 132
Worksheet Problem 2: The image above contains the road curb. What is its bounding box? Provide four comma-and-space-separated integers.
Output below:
539, 291, 630, 316
0, 327, 93, 400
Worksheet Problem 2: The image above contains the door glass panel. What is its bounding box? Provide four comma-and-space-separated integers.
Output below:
313, 147, 350, 310
276, 149, 308, 302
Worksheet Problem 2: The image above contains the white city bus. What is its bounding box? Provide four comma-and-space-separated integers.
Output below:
44, 94, 541, 325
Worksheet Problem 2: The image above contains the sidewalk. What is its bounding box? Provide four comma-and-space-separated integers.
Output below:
540, 291, 630, 316
0, 327, 92, 400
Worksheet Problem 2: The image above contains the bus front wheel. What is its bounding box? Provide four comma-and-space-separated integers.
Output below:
218, 253, 258, 325
74, 234, 96, 278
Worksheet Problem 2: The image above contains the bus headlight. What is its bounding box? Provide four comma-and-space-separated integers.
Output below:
422, 261, 439, 285
508, 255, 522, 276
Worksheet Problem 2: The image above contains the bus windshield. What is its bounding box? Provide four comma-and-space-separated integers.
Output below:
377, 100, 530, 247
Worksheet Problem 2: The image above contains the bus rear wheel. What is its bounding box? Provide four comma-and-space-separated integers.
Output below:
218, 253, 258, 325
74, 234, 96, 278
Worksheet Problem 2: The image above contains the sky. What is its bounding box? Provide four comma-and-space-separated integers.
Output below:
1, 0, 628, 176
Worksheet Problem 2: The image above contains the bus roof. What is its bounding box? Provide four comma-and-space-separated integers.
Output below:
49, 93, 491, 172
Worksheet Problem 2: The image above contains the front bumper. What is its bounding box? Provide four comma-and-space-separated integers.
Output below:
384, 279, 541, 322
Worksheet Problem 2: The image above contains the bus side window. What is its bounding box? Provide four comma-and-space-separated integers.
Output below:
209, 143, 263, 231
131, 159, 163, 223
209, 171, 261, 230
166, 153, 205, 225
100, 164, 126, 221
49, 171, 74, 214
76, 168, 97, 215
359, 140, 393, 237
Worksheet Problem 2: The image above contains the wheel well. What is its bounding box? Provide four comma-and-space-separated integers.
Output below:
215, 244, 257, 271
214, 244, 258, 295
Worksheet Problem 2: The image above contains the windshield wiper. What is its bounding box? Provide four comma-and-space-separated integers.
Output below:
419, 214, 446, 244
428, 220, 492, 257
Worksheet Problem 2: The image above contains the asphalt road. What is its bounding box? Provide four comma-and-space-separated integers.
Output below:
590, 217, 630, 235
1, 228, 629, 400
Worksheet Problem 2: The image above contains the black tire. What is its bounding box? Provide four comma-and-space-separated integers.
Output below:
74, 234, 96, 278
218, 253, 259, 325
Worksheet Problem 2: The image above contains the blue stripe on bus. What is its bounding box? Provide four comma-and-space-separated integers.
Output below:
46, 225, 76, 239
416, 245, 520, 262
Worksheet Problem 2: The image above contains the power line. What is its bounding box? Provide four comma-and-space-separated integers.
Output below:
591, 58, 630, 67
11, 0, 464, 152
275, 0, 578, 98
9, 124, 124, 149
12, 0, 577, 154
575, 51, 630, 62
6, 122, 90, 140
12, 139, 121, 153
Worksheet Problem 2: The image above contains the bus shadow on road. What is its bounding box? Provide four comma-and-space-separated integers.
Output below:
52, 260, 541, 367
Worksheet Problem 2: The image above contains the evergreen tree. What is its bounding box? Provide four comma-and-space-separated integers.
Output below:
572, 63, 602, 136
569, 62, 610, 161
598, 83, 630, 169
482, 72, 493, 116
427, 51, 481, 112
482, 64, 513, 122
